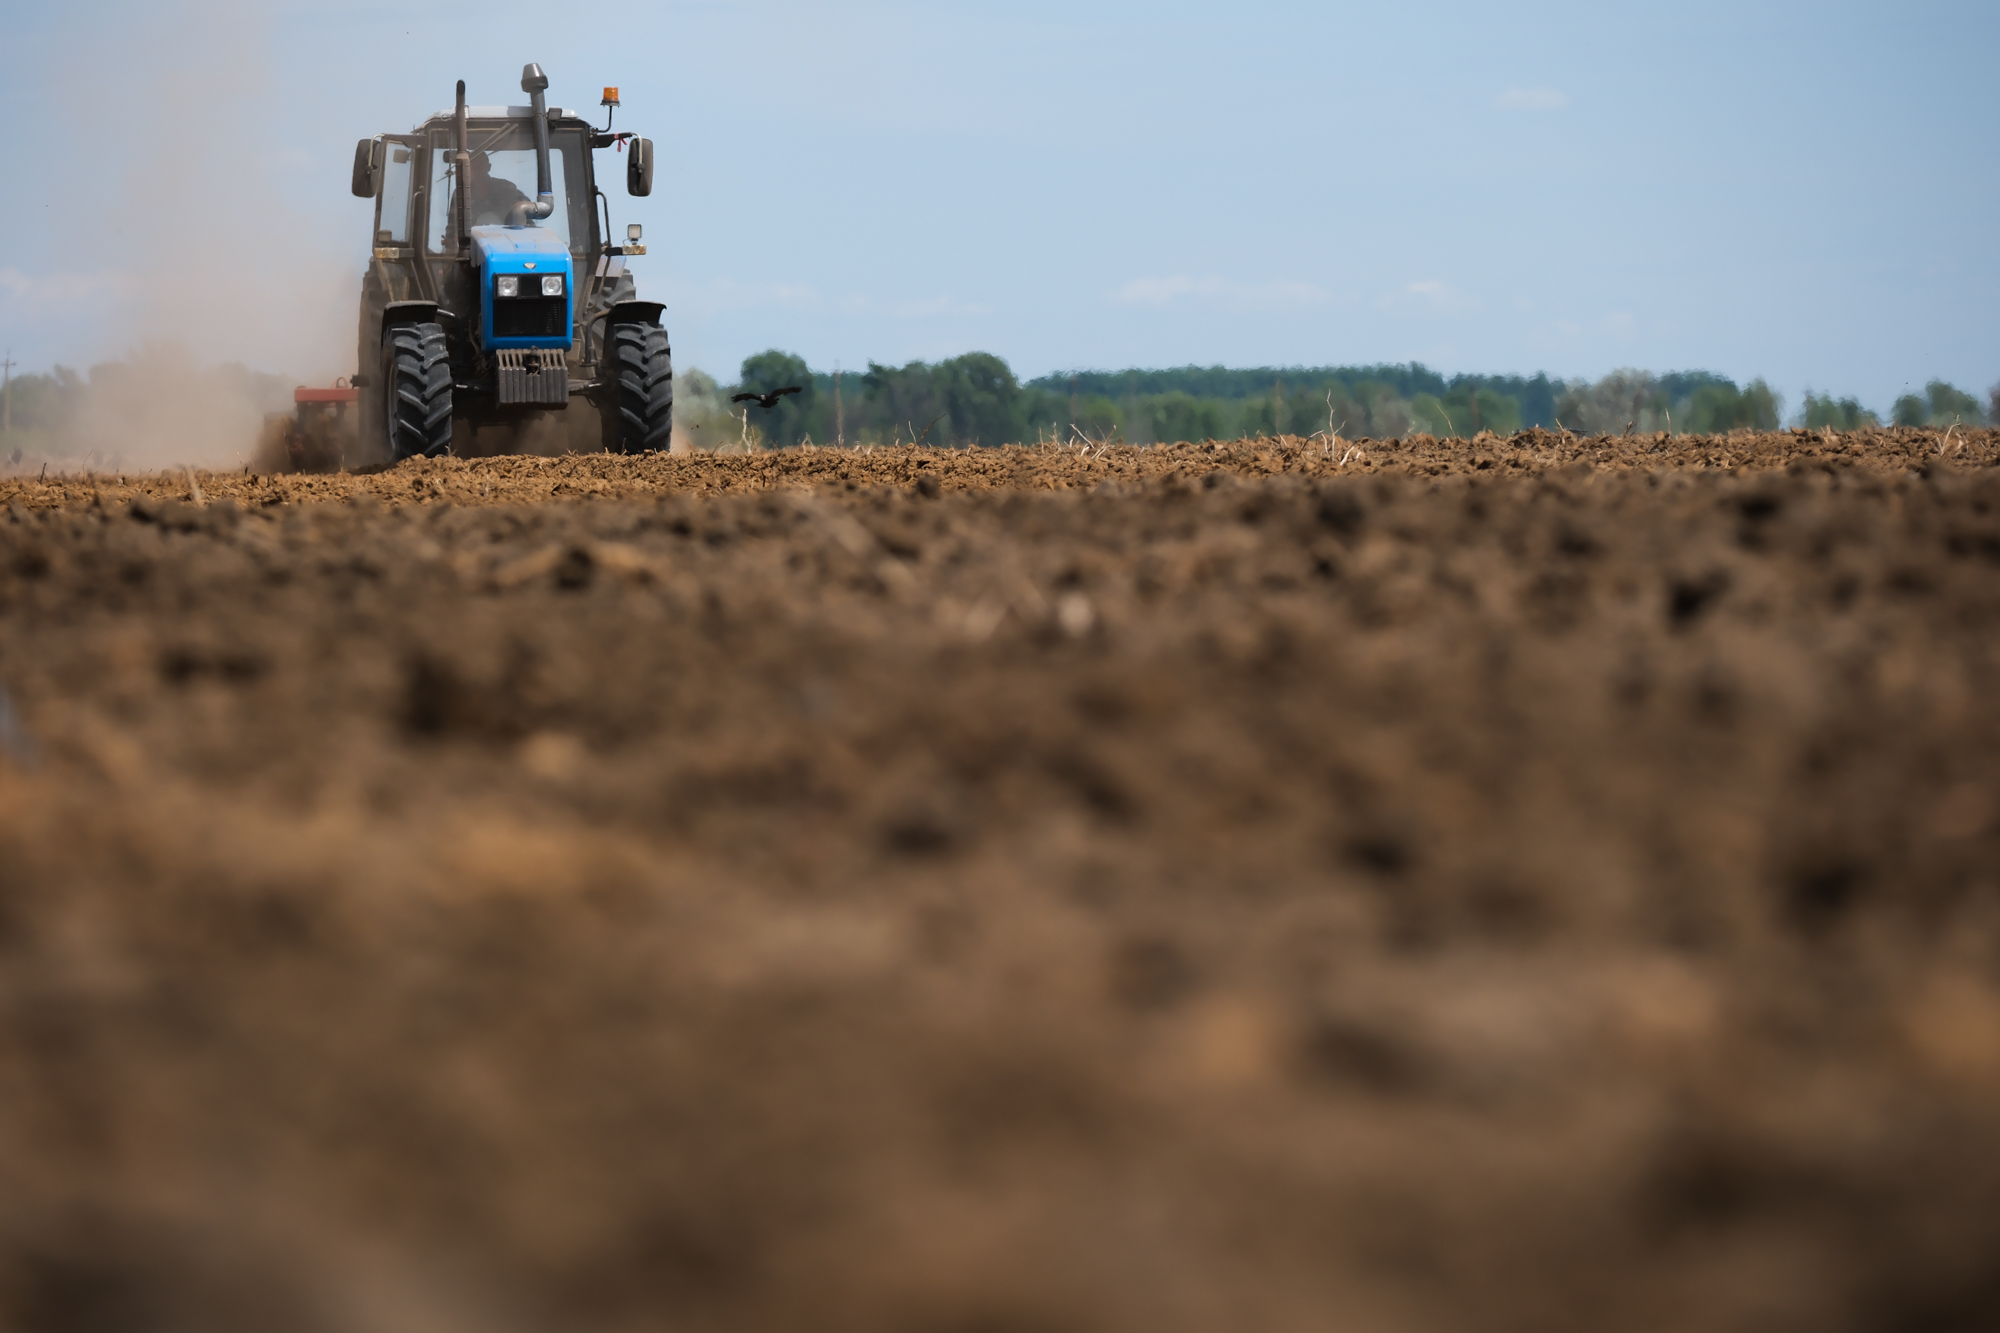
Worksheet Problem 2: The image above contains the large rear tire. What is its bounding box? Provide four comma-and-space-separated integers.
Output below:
383, 322, 453, 461
601, 322, 673, 455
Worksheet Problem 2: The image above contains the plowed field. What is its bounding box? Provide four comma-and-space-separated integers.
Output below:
3, 428, 1999, 1333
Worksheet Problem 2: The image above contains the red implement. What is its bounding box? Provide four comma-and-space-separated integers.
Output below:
256, 378, 361, 472
296, 386, 360, 404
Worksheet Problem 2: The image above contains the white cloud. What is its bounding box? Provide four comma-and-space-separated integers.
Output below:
1493, 86, 1571, 111
1111, 275, 1330, 310
1376, 279, 1482, 316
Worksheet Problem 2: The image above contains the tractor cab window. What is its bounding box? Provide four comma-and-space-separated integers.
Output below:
424, 123, 588, 256
375, 142, 414, 245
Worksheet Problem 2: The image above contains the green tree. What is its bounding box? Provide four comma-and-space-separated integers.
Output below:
737, 349, 816, 447
1800, 391, 1878, 431
1018, 385, 1067, 441
1321, 387, 1372, 437
1236, 395, 1278, 437
1344, 382, 1413, 438
1145, 392, 1226, 443
1557, 369, 1673, 434
933, 352, 1022, 446
1925, 379, 1982, 426
851, 353, 1026, 447
1073, 396, 1123, 440
1684, 378, 1780, 433
861, 359, 941, 445
1895, 381, 1982, 428
1440, 386, 1521, 436
1409, 394, 1452, 436
2, 366, 85, 435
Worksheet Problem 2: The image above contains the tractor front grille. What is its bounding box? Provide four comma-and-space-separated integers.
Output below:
492, 296, 569, 340
495, 349, 569, 406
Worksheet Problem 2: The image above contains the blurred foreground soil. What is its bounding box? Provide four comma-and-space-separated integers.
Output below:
3, 429, 1999, 1332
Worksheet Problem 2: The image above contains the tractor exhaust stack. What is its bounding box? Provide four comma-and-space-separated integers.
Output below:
453, 80, 470, 252
521, 63, 556, 222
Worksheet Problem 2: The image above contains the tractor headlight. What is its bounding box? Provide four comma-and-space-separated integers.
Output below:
495, 274, 520, 298
541, 274, 565, 297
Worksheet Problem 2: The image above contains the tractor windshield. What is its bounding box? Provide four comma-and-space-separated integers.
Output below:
423, 123, 591, 256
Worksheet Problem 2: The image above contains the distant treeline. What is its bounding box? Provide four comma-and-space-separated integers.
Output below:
5, 350, 1992, 461
681, 353, 1999, 450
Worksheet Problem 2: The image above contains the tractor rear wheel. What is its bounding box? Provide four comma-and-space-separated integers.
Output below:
601, 322, 673, 454
382, 322, 453, 461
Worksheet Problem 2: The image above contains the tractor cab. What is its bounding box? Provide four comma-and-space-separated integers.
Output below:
346, 65, 669, 464
379, 107, 594, 280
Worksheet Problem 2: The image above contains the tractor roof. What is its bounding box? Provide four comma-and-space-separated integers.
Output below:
418, 104, 587, 129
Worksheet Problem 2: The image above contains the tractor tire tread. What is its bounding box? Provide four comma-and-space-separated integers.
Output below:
384, 322, 453, 461
601, 322, 673, 455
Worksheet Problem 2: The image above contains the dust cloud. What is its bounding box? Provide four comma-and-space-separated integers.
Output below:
62, 346, 293, 474
10, 0, 358, 471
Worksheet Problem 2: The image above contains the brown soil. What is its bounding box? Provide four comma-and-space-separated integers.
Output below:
3, 428, 1999, 1333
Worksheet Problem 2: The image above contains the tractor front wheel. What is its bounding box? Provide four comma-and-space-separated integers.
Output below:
382, 322, 453, 461
601, 322, 673, 455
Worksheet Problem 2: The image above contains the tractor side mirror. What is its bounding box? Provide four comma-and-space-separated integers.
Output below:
351, 138, 382, 198
627, 138, 654, 197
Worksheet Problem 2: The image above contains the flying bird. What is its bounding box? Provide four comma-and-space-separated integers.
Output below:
732, 386, 803, 410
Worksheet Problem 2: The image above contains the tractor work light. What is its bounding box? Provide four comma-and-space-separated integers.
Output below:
495, 275, 520, 298
541, 275, 565, 297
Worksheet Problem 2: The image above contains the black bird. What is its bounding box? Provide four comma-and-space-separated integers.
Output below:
732, 386, 803, 410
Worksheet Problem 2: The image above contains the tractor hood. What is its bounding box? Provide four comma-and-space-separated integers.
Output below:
472, 225, 574, 352
473, 225, 570, 266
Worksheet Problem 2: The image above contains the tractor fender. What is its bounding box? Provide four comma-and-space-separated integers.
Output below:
381, 300, 440, 337
603, 300, 665, 330
583, 301, 666, 365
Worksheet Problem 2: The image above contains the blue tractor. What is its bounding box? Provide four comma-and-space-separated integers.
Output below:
348, 64, 669, 463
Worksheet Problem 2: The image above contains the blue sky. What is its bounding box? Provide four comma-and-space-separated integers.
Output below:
2, 0, 1994, 413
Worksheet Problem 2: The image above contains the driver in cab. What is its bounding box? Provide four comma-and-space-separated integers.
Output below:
456, 151, 532, 227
